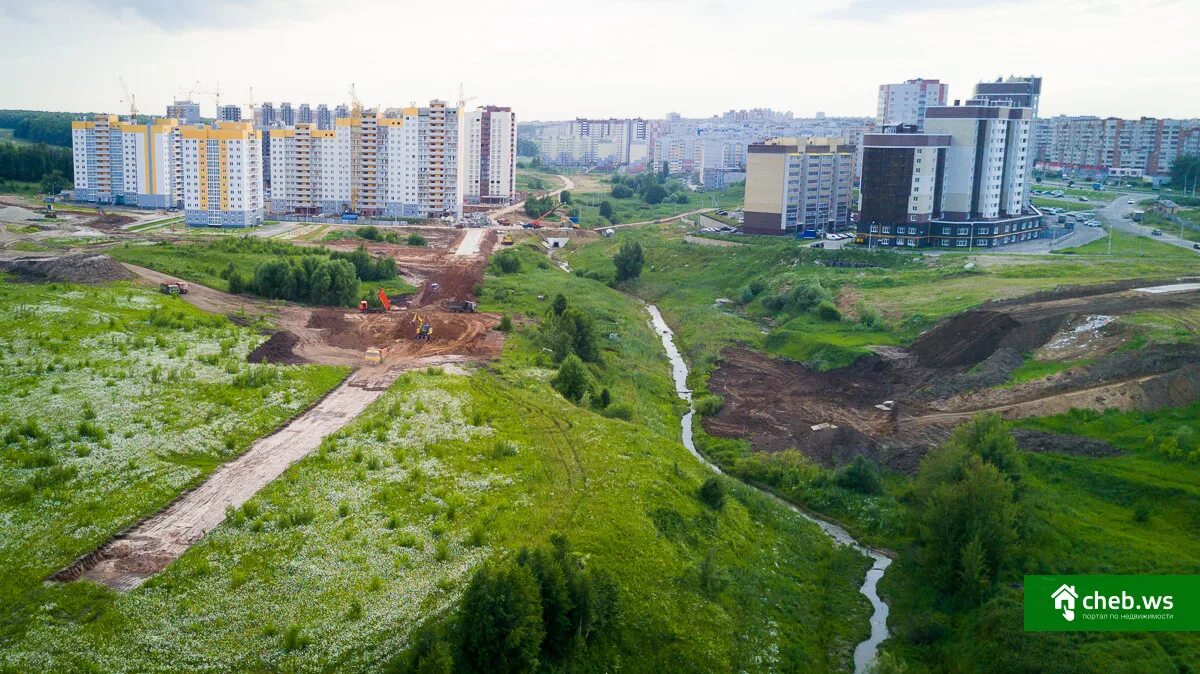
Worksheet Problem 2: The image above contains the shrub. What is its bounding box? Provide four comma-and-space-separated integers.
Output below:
699, 476, 726, 510
834, 455, 883, 494
611, 185, 633, 199
613, 241, 644, 282
282, 624, 311, 651
458, 563, 545, 672
406, 232, 427, 246
552, 354, 590, 403
495, 250, 522, 274
694, 394, 724, 417
497, 314, 513, 332
787, 279, 832, 312
856, 301, 886, 330
816, 300, 842, 322
600, 403, 634, 420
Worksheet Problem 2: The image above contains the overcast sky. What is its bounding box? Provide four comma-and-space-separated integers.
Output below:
1, 0, 1195, 121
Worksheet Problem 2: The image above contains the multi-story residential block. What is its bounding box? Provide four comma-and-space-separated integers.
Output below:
463, 106, 516, 206
297, 104, 313, 125
165, 101, 201, 125
258, 102, 276, 127
71, 115, 182, 208
876, 78, 948, 131
973, 75, 1042, 115
538, 118, 647, 167
316, 104, 333, 130
180, 121, 264, 227
743, 137, 855, 235
218, 105, 242, 122
856, 100, 1043, 249
266, 100, 465, 219
1036, 115, 1200, 179
279, 102, 295, 127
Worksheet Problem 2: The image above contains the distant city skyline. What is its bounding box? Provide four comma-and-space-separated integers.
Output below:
2, 0, 1197, 120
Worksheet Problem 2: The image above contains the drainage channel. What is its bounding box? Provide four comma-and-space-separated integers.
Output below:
647, 304, 892, 673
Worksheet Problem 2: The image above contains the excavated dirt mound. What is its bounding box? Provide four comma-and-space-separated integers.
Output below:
704, 283, 1200, 473
0, 253, 135, 283
247, 331, 305, 365
1012, 429, 1123, 457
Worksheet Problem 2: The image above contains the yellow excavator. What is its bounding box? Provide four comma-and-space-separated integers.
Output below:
412, 313, 432, 341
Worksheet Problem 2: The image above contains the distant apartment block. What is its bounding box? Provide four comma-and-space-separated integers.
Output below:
217, 105, 242, 122
1035, 115, 1200, 180
165, 101, 201, 125
539, 118, 648, 167
180, 121, 264, 227
972, 75, 1042, 116
71, 115, 182, 208
743, 137, 855, 235
857, 100, 1042, 249
463, 106, 516, 206
72, 115, 263, 227
876, 78, 948, 131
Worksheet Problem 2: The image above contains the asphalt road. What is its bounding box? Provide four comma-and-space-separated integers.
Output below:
1098, 193, 1199, 253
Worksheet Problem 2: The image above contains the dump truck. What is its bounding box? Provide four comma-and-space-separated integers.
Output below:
159, 281, 190, 295
358, 289, 393, 313
448, 300, 477, 313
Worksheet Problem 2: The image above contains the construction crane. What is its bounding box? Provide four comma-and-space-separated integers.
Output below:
118, 77, 138, 121
348, 83, 362, 214
176, 80, 200, 102
198, 82, 223, 116
457, 83, 476, 111
247, 86, 255, 123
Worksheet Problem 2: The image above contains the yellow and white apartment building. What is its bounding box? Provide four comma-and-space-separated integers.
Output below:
179, 121, 264, 227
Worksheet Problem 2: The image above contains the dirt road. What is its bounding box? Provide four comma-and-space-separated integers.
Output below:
56, 370, 396, 590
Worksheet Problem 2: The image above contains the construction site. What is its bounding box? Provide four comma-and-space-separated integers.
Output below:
703, 280, 1200, 472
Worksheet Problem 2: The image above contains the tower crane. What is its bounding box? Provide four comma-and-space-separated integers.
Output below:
198, 82, 223, 116
457, 82, 477, 111
118, 77, 138, 121
247, 86, 255, 122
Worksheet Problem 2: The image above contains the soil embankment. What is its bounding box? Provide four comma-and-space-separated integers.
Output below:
704, 282, 1200, 472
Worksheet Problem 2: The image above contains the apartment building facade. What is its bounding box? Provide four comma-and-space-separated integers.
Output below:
462, 106, 516, 206
538, 118, 648, 167
266, 100, 464, 219
71, 115, 182, 208
743, 137, 855, 235
179, 121, 264, 227
856, 102, 1043, 249
1035, 115, 1200, 179
876, 78, 948, 131
165, 101, 201, 125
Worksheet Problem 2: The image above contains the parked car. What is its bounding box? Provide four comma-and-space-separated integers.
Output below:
810, 242, 825, 248
1078, 196, 1089, 202
1152, 229, 1164, 236
1127, 199, 1135, 204
1193, 243, 1200, 250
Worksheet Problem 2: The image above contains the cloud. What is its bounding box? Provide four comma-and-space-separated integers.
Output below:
821, 0, 1015, 21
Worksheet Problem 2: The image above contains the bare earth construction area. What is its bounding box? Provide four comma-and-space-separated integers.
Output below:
705, 280, 1200, 472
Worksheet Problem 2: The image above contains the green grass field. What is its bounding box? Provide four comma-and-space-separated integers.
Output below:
1031, 196, 1099, 212
1055, 227, 1200, 257
0, 281, 346, 649
0, 243, 875, 672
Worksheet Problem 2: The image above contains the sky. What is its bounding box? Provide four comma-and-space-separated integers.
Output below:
1, 0, 1196, 121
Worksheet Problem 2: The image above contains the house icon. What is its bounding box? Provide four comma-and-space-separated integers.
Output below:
1052, 584, 1078, 622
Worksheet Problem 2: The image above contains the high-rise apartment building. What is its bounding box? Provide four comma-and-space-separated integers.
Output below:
71, 115, 182, 208
972, 76, 1042, 116
316, 104, 333, 130
279, 102, 295, 127
876, 78, 948, 131
258, 102, 277, 127
297, 104, 313, 125
165, 101, 201, 125
856, 100, 1042, 249
218, 105, 242, 122
539, 118, 647, 167
743, 137, 855, 235
267, 100, 467, 219
180, 121, 264, 227
463, 106, 516, 206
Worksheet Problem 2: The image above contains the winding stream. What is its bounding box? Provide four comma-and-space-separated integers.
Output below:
647, 305, 892, 674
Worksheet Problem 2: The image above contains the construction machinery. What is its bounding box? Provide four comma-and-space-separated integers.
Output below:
447, 300, 477, 313
364, 347, 385, 364
500, 234, 514, 246
359, 288, 393, 313
159, 281, 190, 295
412, 313, 432, 341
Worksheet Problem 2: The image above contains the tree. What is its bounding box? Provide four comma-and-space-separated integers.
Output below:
559, 190, 572, 204
551, 293, 568, 317
947, 413, 1023, 484
610, 184, 633, 199
495, 250, 522, 273
613, 241, 644, 282
553, 353, 589, 402
40, 169, 66, 195
517, 547, 573, 659
660, 160, 670, 181
459, 563, 545, 673
516, 138, 539, 157
1170, 154, 1200, 192
644, 184, 668, 205
835, 455, 882, 494
598, 200, 614, 221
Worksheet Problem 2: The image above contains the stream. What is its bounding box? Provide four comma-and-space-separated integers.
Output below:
647, 305, 892, 674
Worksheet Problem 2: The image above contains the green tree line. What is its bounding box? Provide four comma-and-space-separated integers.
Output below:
0, 142, 73, 185
0, 110, 78, 147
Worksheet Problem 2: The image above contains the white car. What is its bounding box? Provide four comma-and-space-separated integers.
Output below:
1127, 199, 1135, 205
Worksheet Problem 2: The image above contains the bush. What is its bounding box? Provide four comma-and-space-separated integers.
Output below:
611, 185, 633, 199
787, 279, 832, 313
613, 241, 644, 282
553, 354, 590, 403
834, 455, 882, 494
494, 250, 522, 274
406, 232, 427, 246
816, 300, 842, 322
459, 563, 545, 673
699, 476, 726, 510
598, 201, 615, 221
497, 314, 513, 332
856, 301, 886, 330
694, 394, 723, 417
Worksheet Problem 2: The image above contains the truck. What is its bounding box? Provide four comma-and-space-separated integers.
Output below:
1092, 182, 1103, 191
159, 281, 190, 295
448, 300, 477, 313
1132, 210, 1145, 222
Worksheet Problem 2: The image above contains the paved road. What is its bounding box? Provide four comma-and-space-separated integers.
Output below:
1098, 193, 1199, 253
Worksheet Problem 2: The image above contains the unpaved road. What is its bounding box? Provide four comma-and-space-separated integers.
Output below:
455, 228, 485, 256
58, 370, 398, 590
